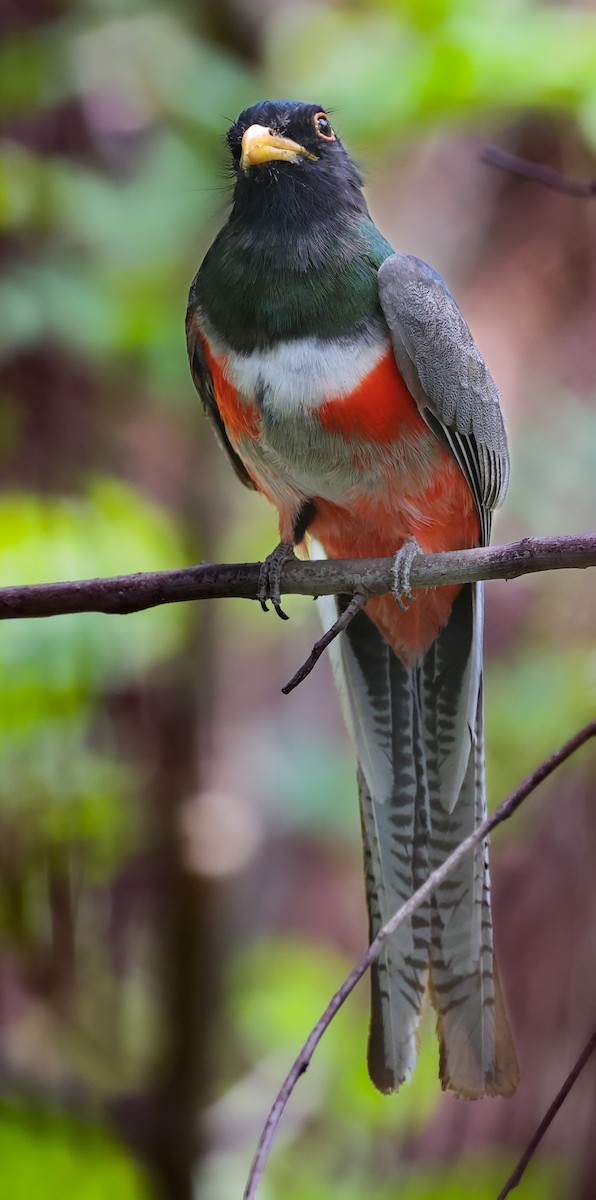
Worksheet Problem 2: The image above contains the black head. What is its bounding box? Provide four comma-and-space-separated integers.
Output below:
226, 100, 366, 226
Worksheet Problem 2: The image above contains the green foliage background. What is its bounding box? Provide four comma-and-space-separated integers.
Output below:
1, 0, 596, 1196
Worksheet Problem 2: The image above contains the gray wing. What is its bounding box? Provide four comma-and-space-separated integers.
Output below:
378, 254, 509, 546
186, 306, 256, 492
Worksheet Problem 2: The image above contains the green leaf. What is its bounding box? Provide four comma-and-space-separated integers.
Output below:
0, 478, 189, 692
0, 1104, 149, 1200
229, 939, 438, 1135
265, 3, 596, 147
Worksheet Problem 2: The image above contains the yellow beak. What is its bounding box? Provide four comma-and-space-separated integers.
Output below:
240, 124, 316, 172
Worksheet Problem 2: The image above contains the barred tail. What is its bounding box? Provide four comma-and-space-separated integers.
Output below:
324, 583, 518, 1097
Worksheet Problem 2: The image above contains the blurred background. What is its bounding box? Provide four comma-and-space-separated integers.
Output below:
1, 0, 596, 1196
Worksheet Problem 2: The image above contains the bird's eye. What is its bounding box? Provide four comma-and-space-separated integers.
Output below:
313, 112, 335, 141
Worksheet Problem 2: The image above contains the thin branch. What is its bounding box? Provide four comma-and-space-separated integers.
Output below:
242, 720, 596, 1200
0, 534, 594, 620
482, 145, 596, 198
496, 1024, 596, 1200
281, 591, 368, 694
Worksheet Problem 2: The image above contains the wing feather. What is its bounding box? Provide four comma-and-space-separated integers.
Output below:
378, 254, 509, 544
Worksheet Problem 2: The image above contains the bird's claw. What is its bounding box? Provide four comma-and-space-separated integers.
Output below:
257, 542, 294, 620
391, 537, 422, 611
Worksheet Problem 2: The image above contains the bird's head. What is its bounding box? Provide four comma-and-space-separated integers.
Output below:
226, 100, 366, 225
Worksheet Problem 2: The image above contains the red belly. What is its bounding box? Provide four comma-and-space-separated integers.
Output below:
311, 458, 479, 666
309, 353, 480, 665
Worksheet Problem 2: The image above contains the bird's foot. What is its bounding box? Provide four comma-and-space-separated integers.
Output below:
257, 541, 295, 620
391, 537, 422, 611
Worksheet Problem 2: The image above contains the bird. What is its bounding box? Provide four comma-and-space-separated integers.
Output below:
186, 99, 519, 1098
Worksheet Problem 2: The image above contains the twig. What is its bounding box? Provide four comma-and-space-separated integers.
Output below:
242, 720, 596, 1200
496, 1024, 596, 1199
0, 534, 594, 620
482, 146, 596, 198
281, 591, 368, 695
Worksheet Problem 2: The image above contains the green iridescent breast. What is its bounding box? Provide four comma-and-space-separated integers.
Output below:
193, 217, 394, 352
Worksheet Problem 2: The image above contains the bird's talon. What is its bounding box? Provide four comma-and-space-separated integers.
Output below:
391, 537, 422, 611
258, 541, 294, 620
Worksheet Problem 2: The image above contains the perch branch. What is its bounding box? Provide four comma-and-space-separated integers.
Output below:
482, 146, 596, 198
242, 720, 596, 1200
496, 1023, 596, 1199
0, 534, 594, 620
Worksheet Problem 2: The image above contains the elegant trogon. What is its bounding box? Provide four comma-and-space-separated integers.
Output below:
186, 100, 519, 1097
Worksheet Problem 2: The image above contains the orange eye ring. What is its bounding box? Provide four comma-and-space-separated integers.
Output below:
313, 112, 335, 141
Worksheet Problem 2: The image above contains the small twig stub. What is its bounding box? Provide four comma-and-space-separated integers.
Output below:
482, 145, 596, 198
281, 591, 369, 694
496, 1023, 596, 1200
